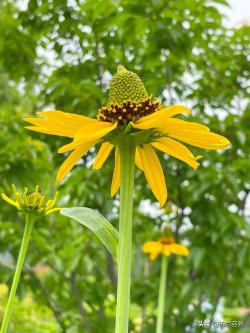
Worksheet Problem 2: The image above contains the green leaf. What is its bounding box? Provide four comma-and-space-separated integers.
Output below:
61, 207, 119, 260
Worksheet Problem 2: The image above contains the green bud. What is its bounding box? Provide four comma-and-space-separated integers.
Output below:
108, 65, 149, 105
1, 184, 60, 217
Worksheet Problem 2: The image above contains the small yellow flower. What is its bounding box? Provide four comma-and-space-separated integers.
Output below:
24, 65, 230, 207
0, 284, 8, 298
1, 184, 60, 216
143, 237, 189, 260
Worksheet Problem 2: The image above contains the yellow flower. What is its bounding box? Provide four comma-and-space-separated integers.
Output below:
143, 238, 189, 260
24, 65, 230, 207
1, 184, 60, 216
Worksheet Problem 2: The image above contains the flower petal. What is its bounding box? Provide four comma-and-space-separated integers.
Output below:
111, 147, 120, 197
143, 241, 163, 260
24, 110, 94, 137
163, 129, 231, 150
135, 148, 143, 170
132, 105, 191, 129
37, 110, 95, 127
56, 140, 97, 183
1, 193, 19, 209
169, 243, 189, 256
58, 141, 85, 154
75, 121, 117, 142
162, 245, 171, 256
160, 118, 210, 132
92, 142, 114, 170
152, 137, 200, 169
137, 144, 167, 207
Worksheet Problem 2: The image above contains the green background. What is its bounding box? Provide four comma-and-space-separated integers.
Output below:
0, 0, 249, 332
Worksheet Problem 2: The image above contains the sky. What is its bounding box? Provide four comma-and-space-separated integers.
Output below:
225, 0, 250, 26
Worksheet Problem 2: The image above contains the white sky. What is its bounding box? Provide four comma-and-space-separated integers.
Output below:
225, 0, 250, 26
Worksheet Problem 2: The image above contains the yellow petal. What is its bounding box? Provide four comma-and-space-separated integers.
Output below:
45, 191, 59, 210
56, 140, 97, 183
163, 129, 231, 150
150, 252, 161, 260
152, 137, 200, 170
137, 144, 167, 207
36, 110, 95, 127
1, 193, 19, 209
25, 125, 66, 136
169, 243, 189, 256
75, 121, 117, 142
143, 241, 162, 260
132, 105, 191, 129
160, 118, 210, 132
92, 142, 114, 170
162, 245, 171, 257
111, 147, 120, 197
142, 241, 162, 253
58, 141, 83, 154
45, 208, 61, 215
135, 148, 143, 170
25, 110, 94, 137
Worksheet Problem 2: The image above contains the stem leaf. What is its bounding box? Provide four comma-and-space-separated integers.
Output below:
61, 207, 118, 259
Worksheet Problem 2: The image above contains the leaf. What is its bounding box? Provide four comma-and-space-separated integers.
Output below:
61, 207, 119, 260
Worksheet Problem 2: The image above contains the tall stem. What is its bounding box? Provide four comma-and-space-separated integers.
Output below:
0, 214, 35, 333
115, 138, 135, 333
156, 256, 168, 333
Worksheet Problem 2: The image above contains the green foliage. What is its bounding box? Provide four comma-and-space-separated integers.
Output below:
0, 0, 250, 332
0, 285, 61, 333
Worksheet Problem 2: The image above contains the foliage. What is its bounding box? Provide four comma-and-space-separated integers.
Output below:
0, 0, 249, 332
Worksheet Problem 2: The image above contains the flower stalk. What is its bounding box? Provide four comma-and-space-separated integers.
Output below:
115, 137, 135, 333
0, 214, 35, 333
156, 255, 168, 333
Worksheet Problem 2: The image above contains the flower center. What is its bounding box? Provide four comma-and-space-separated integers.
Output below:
97, 65, 160, 125
161, 238, 175, 245
97, 97, 160, 125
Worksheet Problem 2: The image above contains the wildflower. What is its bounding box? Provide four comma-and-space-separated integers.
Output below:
143, 237, 189, 260
1, 184, 60, 217
24, 65, 230, 207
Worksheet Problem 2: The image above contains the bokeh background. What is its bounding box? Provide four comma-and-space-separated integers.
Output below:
0, 0, 249, 332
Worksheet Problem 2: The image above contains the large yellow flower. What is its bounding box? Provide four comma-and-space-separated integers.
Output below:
143, 237, 189, 261
24, 65, 230, 207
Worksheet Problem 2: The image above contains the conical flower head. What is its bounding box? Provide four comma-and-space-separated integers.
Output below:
108, 65, 149, 105
98, 65, 159, 124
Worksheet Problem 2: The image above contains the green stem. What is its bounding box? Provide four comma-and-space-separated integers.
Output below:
156, 256, 168, 333
115, 137, 135, 333
0, 214, 35, 333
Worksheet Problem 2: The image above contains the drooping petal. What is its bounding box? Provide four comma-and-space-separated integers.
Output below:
56, 140, 98, 183
143, 241, 163, 260
137, 144, 167, 207
111, 147, 120, 197
92, 142, 114, 170
58, 141, 84, 154
132, 105, 191, 130
152, 137, 200, 170
162, 245, 172, 257
135, 147, 143, 170
75, 121, 117, 142
169, 243, 189, 256
163, 128, 231, 150
24, 110, 95, 137
160, 118, 210, 133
